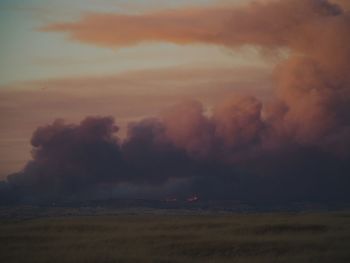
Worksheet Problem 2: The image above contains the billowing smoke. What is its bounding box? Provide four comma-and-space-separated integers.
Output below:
3, 95, 349, 204
2, 0, 350, 204
5, 117, 124, 203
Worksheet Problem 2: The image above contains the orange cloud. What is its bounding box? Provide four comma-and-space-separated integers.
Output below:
42, 7, 228, 47
43, 0, 342, 50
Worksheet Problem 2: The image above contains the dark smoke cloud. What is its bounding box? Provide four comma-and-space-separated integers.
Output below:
121, 118, 196, 184
2, 101, 349, 204
1, 0, 350, 204
5, 117, 124, 203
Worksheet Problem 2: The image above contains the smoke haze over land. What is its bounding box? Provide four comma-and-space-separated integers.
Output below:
1, 0, 350, 204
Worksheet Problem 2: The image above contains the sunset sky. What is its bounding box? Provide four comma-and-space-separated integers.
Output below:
1, 0, 349, 204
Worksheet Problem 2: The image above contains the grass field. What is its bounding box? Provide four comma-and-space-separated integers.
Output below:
1, 211, 350, 263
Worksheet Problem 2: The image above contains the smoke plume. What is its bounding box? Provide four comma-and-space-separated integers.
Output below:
2, 0, 350, 204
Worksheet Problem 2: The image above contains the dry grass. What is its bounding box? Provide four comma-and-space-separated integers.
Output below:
1, 212, 350, 263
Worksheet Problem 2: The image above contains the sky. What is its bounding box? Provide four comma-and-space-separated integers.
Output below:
0, 0, 255, 85
0, 0, 349, 204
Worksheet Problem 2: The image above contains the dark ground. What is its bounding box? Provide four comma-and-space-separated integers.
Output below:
0, 204, 350, 263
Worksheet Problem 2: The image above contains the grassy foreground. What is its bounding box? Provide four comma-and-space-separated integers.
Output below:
1, 212, 350, 263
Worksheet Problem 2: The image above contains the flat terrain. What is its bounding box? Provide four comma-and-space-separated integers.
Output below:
1, 211, 350, 263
